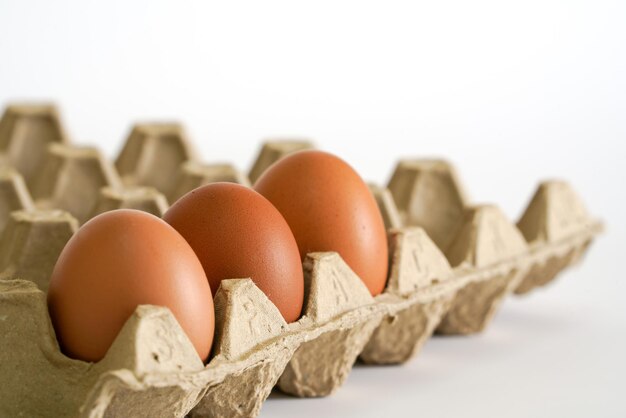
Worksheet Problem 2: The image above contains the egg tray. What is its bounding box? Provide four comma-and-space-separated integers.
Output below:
0, 104, 602, 418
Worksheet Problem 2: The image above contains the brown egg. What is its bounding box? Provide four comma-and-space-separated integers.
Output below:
47, 209, 215, 362
163, 183, 304, 323
254, 150, 389, 296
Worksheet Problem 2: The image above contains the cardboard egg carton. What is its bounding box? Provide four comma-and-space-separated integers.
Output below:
0, 104, 602, 418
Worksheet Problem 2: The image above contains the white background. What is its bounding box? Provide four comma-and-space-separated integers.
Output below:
1, 1, 624, 417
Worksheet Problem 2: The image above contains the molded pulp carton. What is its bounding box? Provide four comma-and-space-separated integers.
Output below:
0, 104, 602, 417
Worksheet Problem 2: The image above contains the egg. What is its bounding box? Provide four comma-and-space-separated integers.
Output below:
163, 183, 304, 323
254, 150, 389, 296
47, 209, 215, 362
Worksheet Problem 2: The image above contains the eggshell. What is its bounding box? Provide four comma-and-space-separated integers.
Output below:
163, 183, 304, 323
47, 209, 215, 362
254, 150, 389, 296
